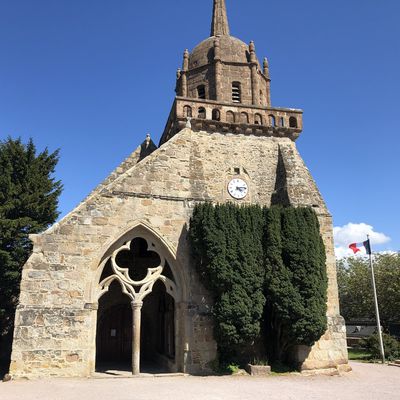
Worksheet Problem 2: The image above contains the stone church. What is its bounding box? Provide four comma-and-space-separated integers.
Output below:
10, 0, 349, 378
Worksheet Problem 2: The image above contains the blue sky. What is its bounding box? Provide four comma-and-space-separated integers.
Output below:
0, 0, 399, 255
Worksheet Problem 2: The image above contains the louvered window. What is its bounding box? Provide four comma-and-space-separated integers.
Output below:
232, 82, 241, 103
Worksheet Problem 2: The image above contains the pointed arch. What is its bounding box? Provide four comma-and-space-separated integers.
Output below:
91, 221, 187, 304
91, 221, 188, 374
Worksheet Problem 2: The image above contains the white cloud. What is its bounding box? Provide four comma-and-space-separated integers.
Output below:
333, 222, 391, 259
334, 245, 359, 259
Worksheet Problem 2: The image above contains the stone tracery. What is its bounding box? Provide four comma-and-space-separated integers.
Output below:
97, 237, 178, 375
98, 239, 177, 304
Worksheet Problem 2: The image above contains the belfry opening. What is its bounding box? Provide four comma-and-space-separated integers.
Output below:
95, 237, 177, 374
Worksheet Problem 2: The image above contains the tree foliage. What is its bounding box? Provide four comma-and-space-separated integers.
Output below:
0, 137, 62, 337
264, 207, 327, 362
337, 253, 400, 326
189, 203, 327, 364
361, 333, 400, 361
189, 203, 265, 361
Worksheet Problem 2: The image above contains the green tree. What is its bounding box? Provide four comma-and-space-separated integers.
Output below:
337, 253, 400, 326
189, 204, 327, 366
0, 137, 62, 361
189, 203, 265, 363
264, 207, 327, 363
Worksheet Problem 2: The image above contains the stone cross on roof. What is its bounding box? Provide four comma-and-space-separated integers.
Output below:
211, 0, 230, 36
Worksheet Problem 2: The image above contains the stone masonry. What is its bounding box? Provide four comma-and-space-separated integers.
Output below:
10, 0, 349, 378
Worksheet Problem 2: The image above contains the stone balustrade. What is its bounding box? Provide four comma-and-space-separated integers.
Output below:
160, 97, 303, 145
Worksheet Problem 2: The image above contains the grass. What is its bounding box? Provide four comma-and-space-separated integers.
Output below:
226, 364, 241, 374
348, 348, 373, 362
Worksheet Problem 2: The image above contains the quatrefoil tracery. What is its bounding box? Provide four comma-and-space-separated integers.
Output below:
99, 239, 177, 303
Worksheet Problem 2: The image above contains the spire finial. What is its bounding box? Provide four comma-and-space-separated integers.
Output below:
211, 0, 230, 37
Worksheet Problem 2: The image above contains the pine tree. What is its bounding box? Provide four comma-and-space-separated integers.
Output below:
0, 137, 62, 342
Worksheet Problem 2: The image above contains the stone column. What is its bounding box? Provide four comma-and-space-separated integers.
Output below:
214, 38, 222, 101
175, 301, 188, 372
131, 301, 143, 375
251, 64, 259, 105
266, 80, 272, 107
263, 57, 271, 107
249, 41, 259, 105
182, 49, 189, 97
181, 73, 188, 97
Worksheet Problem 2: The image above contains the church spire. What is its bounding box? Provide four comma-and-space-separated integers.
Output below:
211, 0, 230, 37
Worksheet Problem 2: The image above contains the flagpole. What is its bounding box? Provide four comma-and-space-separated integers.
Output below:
367, 235, 385, 364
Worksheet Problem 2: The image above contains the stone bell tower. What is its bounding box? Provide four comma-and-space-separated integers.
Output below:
10, 0, 349, 379
161, 0, 302, 144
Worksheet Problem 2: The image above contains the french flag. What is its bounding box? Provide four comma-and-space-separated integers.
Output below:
349, 239, 371, 255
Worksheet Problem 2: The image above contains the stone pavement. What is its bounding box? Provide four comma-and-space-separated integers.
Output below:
1, 362, 399, 400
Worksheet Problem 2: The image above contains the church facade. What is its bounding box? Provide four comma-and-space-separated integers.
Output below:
10, 0, 349, 378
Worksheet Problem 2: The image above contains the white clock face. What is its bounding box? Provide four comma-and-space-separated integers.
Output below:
228, 178, 248, 200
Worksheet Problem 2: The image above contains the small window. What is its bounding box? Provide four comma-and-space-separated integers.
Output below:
198, 107, 206, 119
280, 117, 285, 127
240, 112, 249, 124
254, 113, 263, 125
234, 167, 240, 175
212, 109, 221, 121
269, 115, 276, 127
197, 85, 206, 99
259, 90, 263, 105
232, 82, 241, 103
289, 116, 298, 128
226, 111, 235, 123
183, 105, 192, 118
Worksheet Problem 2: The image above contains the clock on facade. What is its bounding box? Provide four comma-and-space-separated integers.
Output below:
227, 178, 248, 200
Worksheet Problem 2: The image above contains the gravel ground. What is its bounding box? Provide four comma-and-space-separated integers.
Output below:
0, 362, 399, 400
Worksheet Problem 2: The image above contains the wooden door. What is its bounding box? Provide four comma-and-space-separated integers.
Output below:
97, 303, 132, 362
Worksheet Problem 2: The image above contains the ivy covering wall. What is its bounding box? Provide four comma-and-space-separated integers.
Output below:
189, 203, 327, 365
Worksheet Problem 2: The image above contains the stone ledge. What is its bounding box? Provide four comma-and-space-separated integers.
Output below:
245, 364, 271, 376
301, 363, 352, 376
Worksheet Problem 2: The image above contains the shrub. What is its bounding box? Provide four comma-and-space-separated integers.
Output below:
361, 333, 400, 361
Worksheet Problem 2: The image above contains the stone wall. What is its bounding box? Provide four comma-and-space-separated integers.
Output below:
10, 127, 348, 378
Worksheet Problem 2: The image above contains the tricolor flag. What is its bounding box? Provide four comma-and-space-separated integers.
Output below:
349, 239, 372, 255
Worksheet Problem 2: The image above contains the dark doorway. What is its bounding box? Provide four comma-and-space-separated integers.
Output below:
97, 303, 132, 362
95, 237, 176, 373
141, 280, 175, 373
96, 281, 132, 371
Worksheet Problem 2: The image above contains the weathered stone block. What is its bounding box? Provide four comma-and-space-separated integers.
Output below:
246, 364, 271, 376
